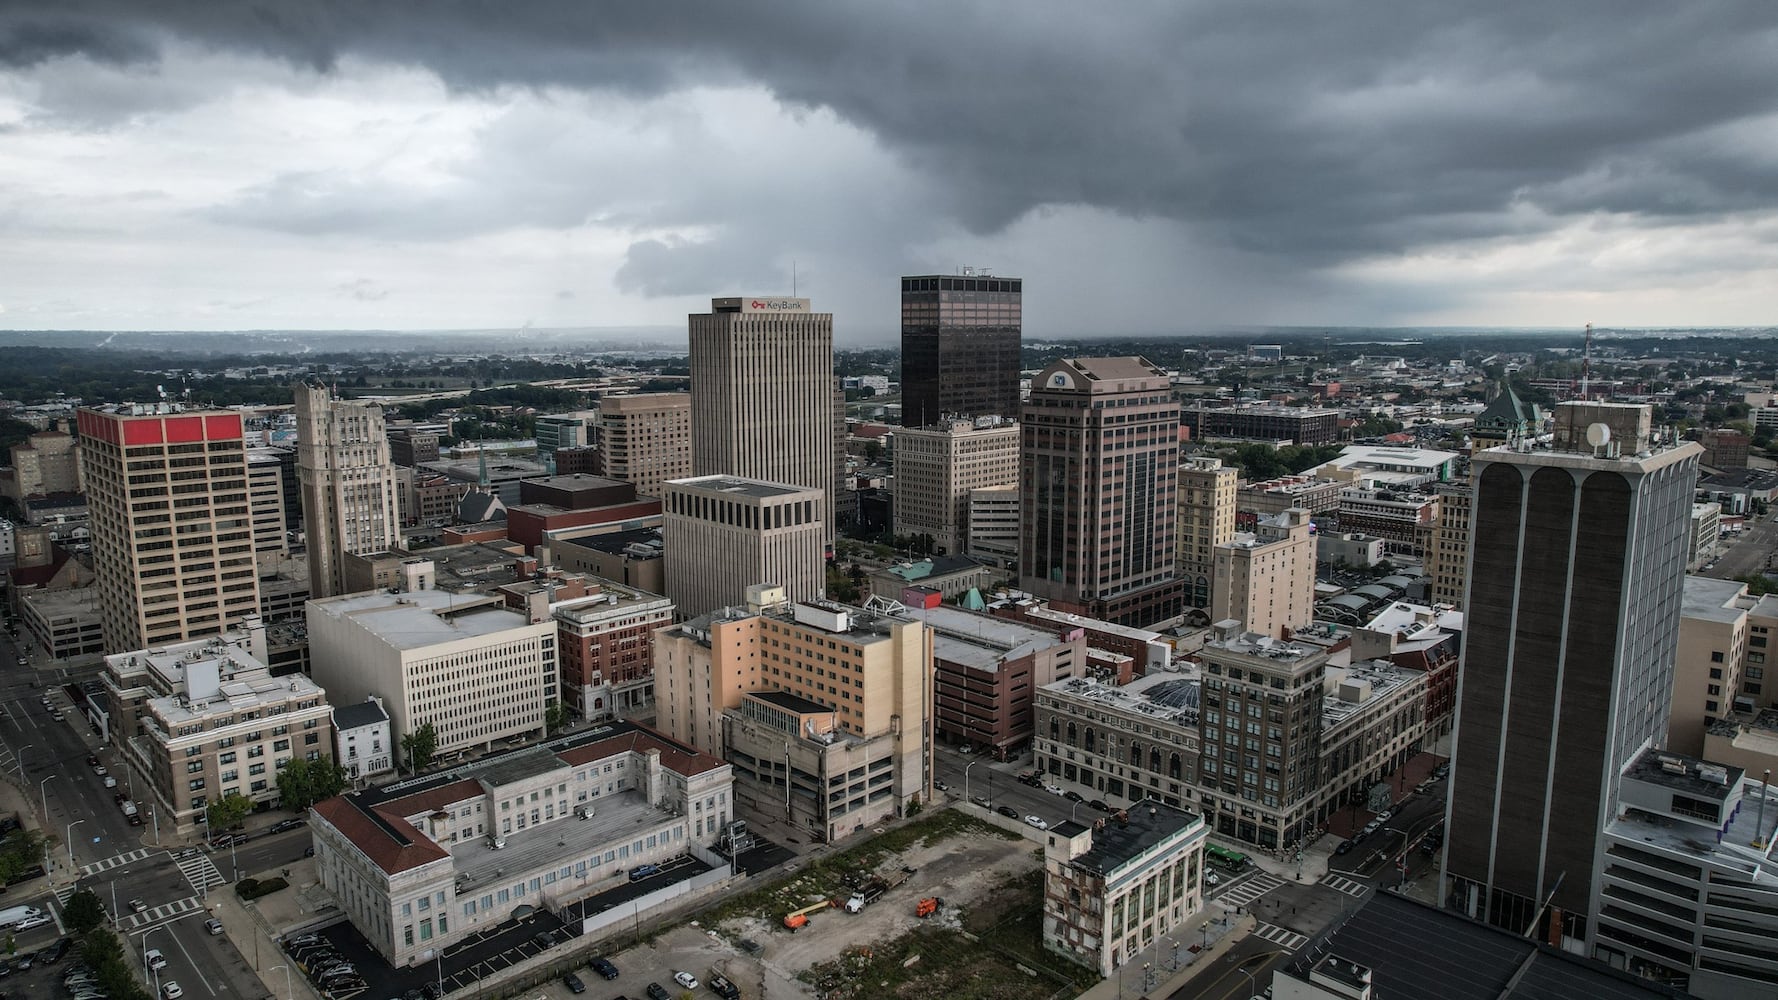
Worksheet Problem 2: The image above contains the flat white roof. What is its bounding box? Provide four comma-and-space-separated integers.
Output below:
312, 588, 539, 650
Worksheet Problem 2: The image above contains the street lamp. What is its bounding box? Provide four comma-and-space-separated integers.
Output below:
38, 775, 55, 871
964, 761, 979, 804
66, 818, 85, 870
141, 925, 167, 997
268, 965, 291, 1000
17, 743, 33, 784
1236, 964, 1258, 998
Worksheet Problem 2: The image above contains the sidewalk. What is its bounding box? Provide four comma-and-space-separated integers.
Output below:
209, 852, 333, 1000
1075, 908, 1257, 1000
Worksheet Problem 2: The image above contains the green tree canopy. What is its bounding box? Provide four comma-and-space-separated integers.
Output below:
206, 791, 254, 832
402, 721, 439, 773
277, 757, 348, 810
544, 701, 568, 735
63, 888, 106, 933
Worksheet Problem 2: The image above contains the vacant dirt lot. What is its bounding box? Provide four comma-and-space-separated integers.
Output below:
721, 826, 1041, 976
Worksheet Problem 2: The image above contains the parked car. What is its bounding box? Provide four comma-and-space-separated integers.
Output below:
91, 766, 106, 777
1042, 783, 1064, 796
672, 971, 699, 989
560, 974, 584, 995
145, 950, 167, 972
83, 755, 99, 768
645, 984, 670, 1000
161, 983, 183, 1000
1088, 799, 1110, 812
971, 795, 990, 808
204, 919, 224, 936
15, 915, 50, 931
589, 957, 619, 980
128, 899, 147, 914
995, 805, 1019, 819
269, 819, 305, 835
1334, 839, 1355, 855
628, 864, 659, 882
933, 780, 948, 791
1205, 871, 1221, 886
1062, 790, 1084, 803
43, 938, 70, 963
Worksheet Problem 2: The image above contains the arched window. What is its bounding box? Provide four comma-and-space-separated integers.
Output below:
1050, 717, 1060, 740
1149, 748, 1162, 772
1169, 753, 1182, 780
1130, 742, 1142, 766
1084, 728, 1096, 753
1066, 722, 1078, 745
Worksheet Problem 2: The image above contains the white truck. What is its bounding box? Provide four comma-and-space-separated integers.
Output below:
120, 800, 139, 819
0, 905, 45, 929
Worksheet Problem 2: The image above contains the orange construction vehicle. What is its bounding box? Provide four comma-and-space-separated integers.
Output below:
783, 899, 833, 931
915, 897, 942, 918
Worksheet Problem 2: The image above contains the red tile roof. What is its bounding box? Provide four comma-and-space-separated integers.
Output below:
556, 729, 727, 777
312, 796, 450, 876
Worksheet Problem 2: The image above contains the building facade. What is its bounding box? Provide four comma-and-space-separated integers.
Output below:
1425, 481, 1472, 608
899, 272, 1022, 428
653, 589, 934, 843
1212, 508, 1315, 641
295, 385, 402, 600
892, 418, 1019, 557
309, 721, 732, 965
533, 411, 599, 454
104, 626, 333, 834
1671, 576, 1753, 757
966, 484, 1020, 564
1020, 358, 1182, 627
306, 564, 558, 759
661, 475, 826, 618
596, 393, 692, 497
248, 447, 290, 562
334, 697, 395, 781
77, 404, 261, 652
5, 427, 83, 499
689, 296, 836, 534
1042, 801, 1208, 977
1188, 405, 1339, 446
1442, 402, 1702, 949
1177, 457, 1238, 610
552, 582, 675, 721
910, 604, 1084, 756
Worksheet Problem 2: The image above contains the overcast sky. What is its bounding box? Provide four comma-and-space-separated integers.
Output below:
2, 2, 1775, 343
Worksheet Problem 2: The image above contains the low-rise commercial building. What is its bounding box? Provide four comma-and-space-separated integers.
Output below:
908, 604, 1084, 757
1318, 532, 1385, 569
1596, 748, 1778, 998
105, 625, 334, 834
309, 720, 732, 966
1331, 487, 1438, 557
1188, 405, 1339, 446
550, 581, 674, 721
306, 562, 557, 760
335, 696, 395, 782
653, 587, 933, 843
1041, 800, 1209, 976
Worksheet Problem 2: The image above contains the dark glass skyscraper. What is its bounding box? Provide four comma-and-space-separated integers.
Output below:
1442, 401, 1700, 950
899, 272, 1022, 428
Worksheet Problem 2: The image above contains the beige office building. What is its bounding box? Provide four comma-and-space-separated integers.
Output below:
689, 297, 836, 535
661, 475, 826, 618
77, 404, 261, 652
1211, 507, 1315, 640
295, 385, 401, 599
596, 393, 692, 498
892, 418, 1019, 557
306, 561, 557, 757
1178, 456, 1237, 610
248, 447, 290, 563
4, 427, 83, 500
654, 585, 934, 843
966, 484, 1020, 563
1426, 480, 1472, 607
1671, 576, 1753, 756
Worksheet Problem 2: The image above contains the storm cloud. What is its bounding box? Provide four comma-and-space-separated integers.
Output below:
1, 1, 1775, 335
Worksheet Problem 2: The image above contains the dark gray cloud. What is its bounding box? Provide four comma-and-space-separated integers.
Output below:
9, 0, 1776, 266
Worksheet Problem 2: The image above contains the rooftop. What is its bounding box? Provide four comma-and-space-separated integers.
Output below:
1019, 605, 1166, 643
1699, 467, 1778, 490
1681, 575, 1749, 624
1623, 748, 1744, 804
1042, 671, 1201, 728
552, 526, 664, 558
1280, 892, 1672, 1000
750, 689, 833, 715
1329, 444, 1460, 469
309, 588, 541, 650
333, 698, 389, 731
898, 605, 1064, 671
665, 475, 818, 499
1065, 799, 1202, 878
1322, 660, 1425, 730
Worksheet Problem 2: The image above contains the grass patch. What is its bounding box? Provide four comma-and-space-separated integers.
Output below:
699, 809, 1015, 930
799, 869, 1095, 1000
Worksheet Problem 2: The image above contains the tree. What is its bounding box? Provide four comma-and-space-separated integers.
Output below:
402, 721, 439, 773
277, 757, 348, 810
544, 701, 569, 735
64, 888, 106, 933
0, 828, 46, 885
206, 792, 255, 833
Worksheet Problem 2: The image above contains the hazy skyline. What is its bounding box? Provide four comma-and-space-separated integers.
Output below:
2, 2, 1775, 342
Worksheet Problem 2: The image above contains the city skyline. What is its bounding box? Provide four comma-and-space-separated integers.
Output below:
2, 4, 1776, 336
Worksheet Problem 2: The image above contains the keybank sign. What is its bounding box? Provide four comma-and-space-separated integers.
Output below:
743, 297, 810, 312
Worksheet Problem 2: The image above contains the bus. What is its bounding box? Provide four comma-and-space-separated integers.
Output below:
1206, 844, 1252, 871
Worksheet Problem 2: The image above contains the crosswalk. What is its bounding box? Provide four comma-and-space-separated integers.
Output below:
120, 895, 202, 932
176, 851, 227, 894
1254, 921, 1308, 951
1217, 870, 1285, 908
79, 847, 152, 877
1321, 873, 1370, 898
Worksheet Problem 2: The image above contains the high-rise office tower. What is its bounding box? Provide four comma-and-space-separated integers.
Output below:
661, 475, 827, 618
1178, 456, 1238, 609
1442, 401, 1701, 947
295, 385, 401, 599
892, 418, 1020, 557
77, 404, 261, 652
689, 296, 835, 535
597, 393, 691, 498
247, 447, 290, 563
1019, 357, 1182, 627
899, 272, 1022, 428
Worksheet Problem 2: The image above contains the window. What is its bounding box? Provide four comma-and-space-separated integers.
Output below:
188, 778, 206, 791
220, 751, 237, 764
1711, 651, 1725, 663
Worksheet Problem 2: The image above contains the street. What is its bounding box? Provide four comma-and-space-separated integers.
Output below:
1696, 510, 1778, 581
0, 630, 313, 1000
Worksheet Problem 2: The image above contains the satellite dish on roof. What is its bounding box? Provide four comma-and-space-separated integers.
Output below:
1585, 422, 1611, 448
